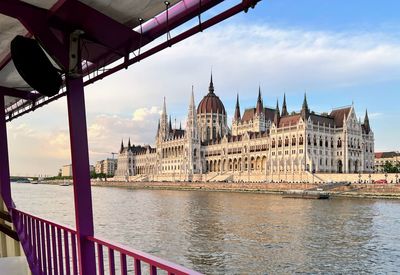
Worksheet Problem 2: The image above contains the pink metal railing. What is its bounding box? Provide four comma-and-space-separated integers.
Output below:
11, 208, 201, 275
87, 236, 202, 275
12, 208, 79, 275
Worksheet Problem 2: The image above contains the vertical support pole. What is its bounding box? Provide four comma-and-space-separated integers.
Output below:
0, 95, 12, 208
66, 75, 96, 275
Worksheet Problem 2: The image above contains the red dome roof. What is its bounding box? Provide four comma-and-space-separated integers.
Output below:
197, 93, 226, 115
197, 75, 226, 115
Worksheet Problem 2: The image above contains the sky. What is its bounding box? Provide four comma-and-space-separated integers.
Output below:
7, 0, 400, 176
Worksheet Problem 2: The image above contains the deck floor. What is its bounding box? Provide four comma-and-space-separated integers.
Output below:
0, 256, 29, 275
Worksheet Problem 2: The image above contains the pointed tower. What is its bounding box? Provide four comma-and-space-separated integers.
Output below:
120, 139, 124, 153
186, 86, 200, 176
301, 93, 310, 119
281, 93, 288, 116
128, 138, 131, 148
256, 86, 263, 115
208, 72, 214, 94
364, 109, 371, 134
274, 99, 280, 126
159, 97, 168, 140
234, 93, 241, 122
186, 86, 198, 139
168, 115, 172, 133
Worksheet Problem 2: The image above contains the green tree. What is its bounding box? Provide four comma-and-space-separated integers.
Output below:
383, 161, 399, 173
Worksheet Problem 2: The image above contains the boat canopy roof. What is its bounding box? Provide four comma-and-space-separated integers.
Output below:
0, 0, 223, 120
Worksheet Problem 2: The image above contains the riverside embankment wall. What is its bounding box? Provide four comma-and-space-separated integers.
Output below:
90, 181, 400, 199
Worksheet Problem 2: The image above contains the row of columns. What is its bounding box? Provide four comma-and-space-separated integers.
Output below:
206, 156, 268, 173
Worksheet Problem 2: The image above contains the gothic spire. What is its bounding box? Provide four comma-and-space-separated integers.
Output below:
128, 138, 131, 148
302, 93, 309, 111
186, 85, 198, 138
120, 139, 124, 153
301, 92, 310, 119
364, 109, 371, 134
179, 121, 182, 130
281, 93, 288, 116
276, 99, 280, 115
162, 96, 167, 115
274, 99, 280, 126
208, 72, 214, 94
256, 86, 263, 114
168, 115, 172, 132
234, 93, 241, 121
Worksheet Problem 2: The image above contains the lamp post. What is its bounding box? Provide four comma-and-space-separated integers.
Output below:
368, 173, 371, 184
358, 172, 362, 184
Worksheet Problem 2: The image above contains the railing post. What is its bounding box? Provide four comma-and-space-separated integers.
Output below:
0, 95, 12, 208
66, 75, 96, 275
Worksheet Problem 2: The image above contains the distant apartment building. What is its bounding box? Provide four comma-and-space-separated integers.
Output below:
62, 164, 95, 177
374, 152, 400, 172
61, 164, 72, 177
95, 158, 117, 176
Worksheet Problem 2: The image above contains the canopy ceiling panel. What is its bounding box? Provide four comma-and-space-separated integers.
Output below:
79, 0, 181, 27
0, 15, 26, 62
0, 61, 31, 90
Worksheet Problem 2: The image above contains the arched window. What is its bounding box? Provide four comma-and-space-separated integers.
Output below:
278, 138, 282, 147
299, 135, 304, 145
272, 139, 276, 148
307, 134, 311, 145
337, 138, 342, 148
292, 136, 296, 146
206, 127, 210, 140
285, 137, 289, 147
319, 136, 323, 147
325, 137, 328, 147
313, 135, 317, 146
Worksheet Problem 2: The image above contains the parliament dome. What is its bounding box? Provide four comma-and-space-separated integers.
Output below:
197, 75, 226, 115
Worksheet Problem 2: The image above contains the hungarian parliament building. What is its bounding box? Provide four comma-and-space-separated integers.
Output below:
114, 75, 375, 182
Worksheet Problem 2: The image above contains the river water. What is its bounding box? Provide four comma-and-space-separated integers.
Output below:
11, 184, 400, 274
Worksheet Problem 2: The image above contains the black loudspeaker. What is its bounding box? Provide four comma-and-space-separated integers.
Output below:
11, 35, 62, 97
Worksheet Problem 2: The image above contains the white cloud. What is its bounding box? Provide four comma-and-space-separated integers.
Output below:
7, 23, 400, 175
87, 107, 161, 161
132, 106, 161, 121
80, 24, 400, 117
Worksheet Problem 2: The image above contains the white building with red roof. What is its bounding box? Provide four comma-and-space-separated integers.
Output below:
115, 75, 375, 182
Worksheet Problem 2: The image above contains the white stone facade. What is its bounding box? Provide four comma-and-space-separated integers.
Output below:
114, 76, 375, 182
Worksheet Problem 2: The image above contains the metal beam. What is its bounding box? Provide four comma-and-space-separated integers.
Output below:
0, 86, 40, 101
66, 74, 96, 275
0, 96, 12, 208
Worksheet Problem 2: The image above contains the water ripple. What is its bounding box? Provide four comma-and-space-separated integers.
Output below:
12, 184, 400, 274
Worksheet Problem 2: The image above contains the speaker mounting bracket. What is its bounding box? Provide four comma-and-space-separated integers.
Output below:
69, 30, 84, 77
